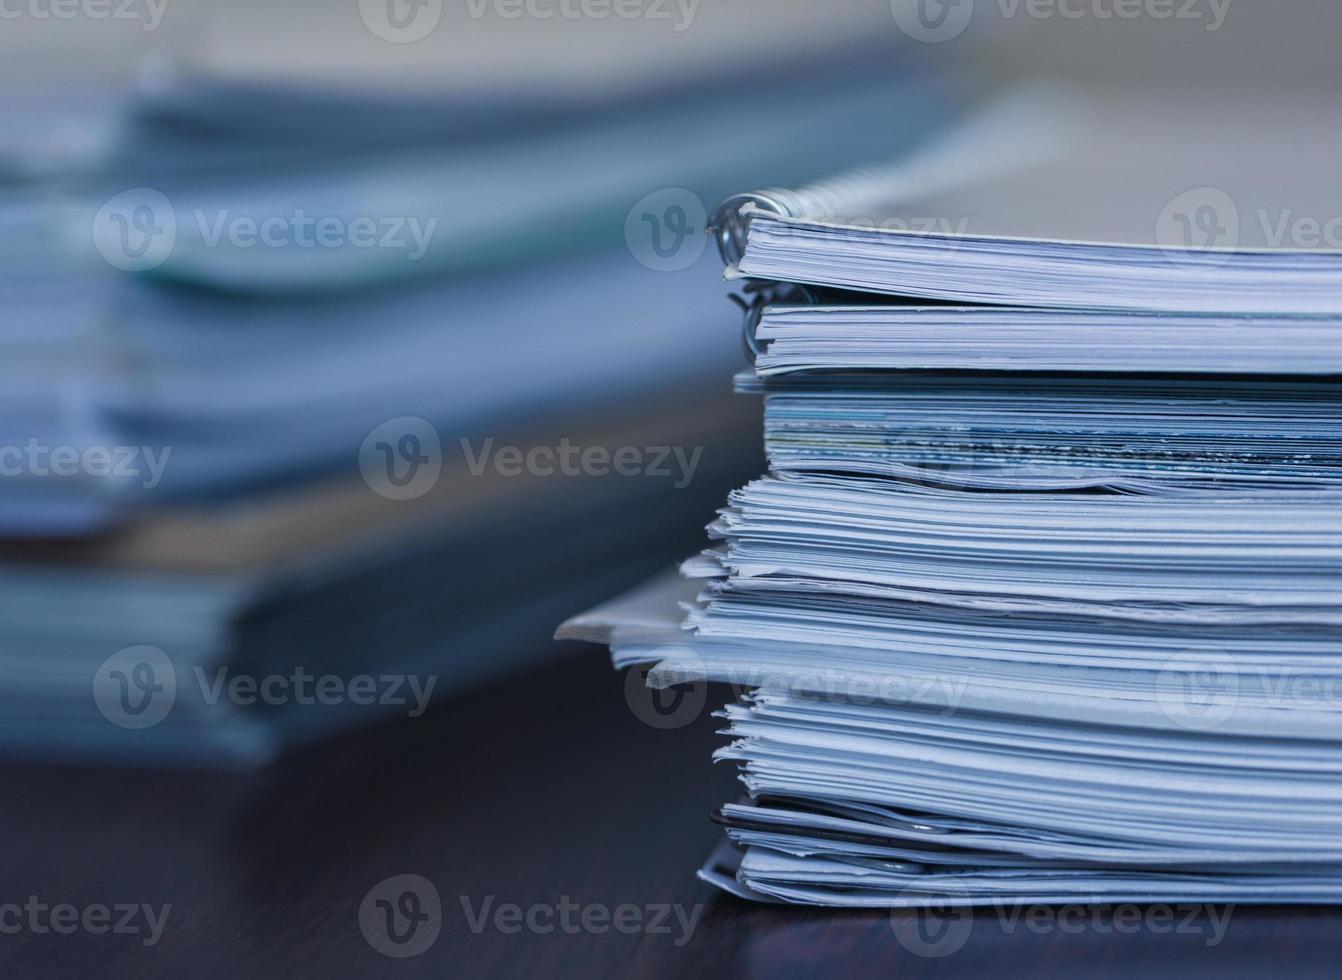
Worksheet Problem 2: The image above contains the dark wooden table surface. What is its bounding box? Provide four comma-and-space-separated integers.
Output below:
0, 643, 1338, 978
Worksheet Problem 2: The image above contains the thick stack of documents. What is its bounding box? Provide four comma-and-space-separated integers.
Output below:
561, 85, 1342, 905
0, 49, 965, 765
8, 57, 958, 533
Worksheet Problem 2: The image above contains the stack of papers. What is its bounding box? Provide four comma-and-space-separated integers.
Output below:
0, 49, 963, 765
560, 84, 1342, 905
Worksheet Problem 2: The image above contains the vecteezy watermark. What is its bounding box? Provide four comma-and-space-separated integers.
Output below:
769, 213, 975, 249
0, 0, 169, 30
460, 438, 703, 489
93, 646, 177, 730
468, 0, 699, 29
0, 440, 171, 489
1155, 186, 1240, 266
1157, 649, 1342, 731
191, 210, 437, 259
359, 0, 443, 42
0, 897, 172, 947
360, 0, 698, 42
889, 0, 976, 43
359, 874, 702, 957
90, 188, 438, 272
195, 667, 437, 719
997, 0, 1231, 28
360, 875, 443, 958
1257, 209, 1342, 249
624, 654, 970, 731
91, 188, 175, 272
458, 896, 703, 946
890, 0, 1230, 42
625, 188, 708, 272
93, 647, 438, 730
1155, 649, 1240, 731
359, 417, 706, 500
1159, 186, 1342, 267
359, 417, 444, 502
623, 648, 710, 730
890, 894, 1233, 958
888, 880, 976, 957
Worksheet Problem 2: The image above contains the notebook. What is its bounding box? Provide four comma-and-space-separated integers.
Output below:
716, 85, 1342, 314
560, 81, 1342, 907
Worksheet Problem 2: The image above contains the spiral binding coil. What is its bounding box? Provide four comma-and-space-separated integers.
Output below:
709, 156, 960, 268
731, 280, 822, 364
709, 191, 790, 267
708, 83, 1079, 271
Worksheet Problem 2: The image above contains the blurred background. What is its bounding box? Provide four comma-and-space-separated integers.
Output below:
4, 0, 1336, 767
0, 0, 988, 766
0, 1, 1340, 975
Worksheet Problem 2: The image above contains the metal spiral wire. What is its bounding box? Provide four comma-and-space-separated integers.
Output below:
731, 280, 822, 363
708, 82, 1080, 269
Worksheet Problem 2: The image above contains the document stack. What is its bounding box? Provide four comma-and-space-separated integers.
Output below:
0, 47, 964, 765
560, 86, 1342, 906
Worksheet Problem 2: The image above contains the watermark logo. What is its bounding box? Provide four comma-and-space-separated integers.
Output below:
459, 895, 702, 945
195, 667, 437, 719
1155, 649, 1240, 731
359, 876, 700, 953
0, 898, 172, 947
93, 646, 177, 730
92, 188, 175, 272
623, 648, 709, 730
0, 441, 171, 489
892, 0, 1231, 42
190, 210, 437, 260
359, 419, 706, 500
997, 0, 1230, 28
94, 654, 438, 731
1156, 186, 1240, 267
1258, 208, 1342, 249
464, 0, 698, 29
623, 660, 969, 730
892, 893, 1233, 958
625, 188, 707, 272
91, 189, 438, 272
0, 0, 169, 30
360, 417, 444, 501
359, 0, 443, 42
461, 437, 703, 488
891, 0, 974, 42
360, 874, 442, 958
890, 881, 975, 958
766, 213, 974, 253
1156, 658, 1342, 727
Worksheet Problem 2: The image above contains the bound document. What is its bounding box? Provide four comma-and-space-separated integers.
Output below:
716, 85, 1342, 314
560, 81, 1342, 907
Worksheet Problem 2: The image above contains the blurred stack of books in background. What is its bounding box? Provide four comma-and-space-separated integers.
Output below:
0, 6, 974, 764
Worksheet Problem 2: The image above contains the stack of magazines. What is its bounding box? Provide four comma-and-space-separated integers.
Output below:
0, 45, 967, 765
560, 84, 1342, 906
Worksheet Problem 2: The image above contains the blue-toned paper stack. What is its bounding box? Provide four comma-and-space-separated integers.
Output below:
0, 52, 961, 766
562, 85, 1342, 905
